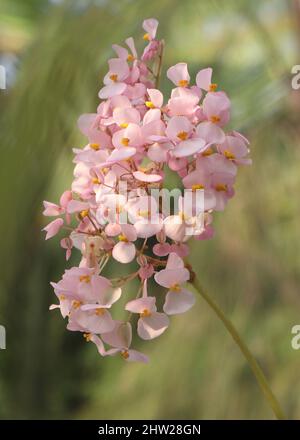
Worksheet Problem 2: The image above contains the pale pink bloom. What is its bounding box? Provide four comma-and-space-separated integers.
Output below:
182, 168, 216, 211
154, 253, 195, 315
99, 58, 130, 99
170, 243, 189, 257
60, 237, 73, 261
147, 142, 172, 163
112, 123, 143, 149
196, 67, 217, 92
77, 113, 111, 147
112, 224, 137, 264
168, 86, 200, 117
67, 306, 115, 334
146, 88, 163, 108
126, 195, 163, 238
98, 322, 149, 363
218, 132, 252, 165
43, 218, 64, 240
153, 242, 171, 256
167, 63, 190, 87
51, 267, 121, 305
211, 172, 235, 211
43, 190, 72, 224
143, 18, 159, 40
113, 106, 141, 127
125, 281, 169, 340
196, 92, 230, 144
138, 263, 154, 280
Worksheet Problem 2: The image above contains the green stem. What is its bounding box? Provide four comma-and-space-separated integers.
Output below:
190, 275, 286, 420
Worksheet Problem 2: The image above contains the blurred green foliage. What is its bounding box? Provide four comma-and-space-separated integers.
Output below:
0, 0, 300, 419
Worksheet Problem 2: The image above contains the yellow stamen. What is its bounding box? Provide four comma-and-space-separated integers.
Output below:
143, 33, 150, 41
170, 283, 181, 292
140, 309, 151, 318
95, 308, 105, 316
127, 54, 134, 62
90, 143, 100, 150
80, 209, 89, 218
59, 294, 66, 301
145, 101, 155, 109
224, 150, 235, 160
138, 209, 150, 218
92, 177, 100, 184
120, 122, 128, 128
177, 131, 188, 141
72, 300, 82, 309
178, 211, 187, 221
178, 79, 189, 87
192, 184, 204, 191
83, 333, 92, 342
215, 183, 227, 192
118, 233, 128, 242
79, 275, 91, 283
102, 167, 109, 175
210, 115, 220, 123
121, 137, 130, 146
202, 147, 214, 156
208, 83, 218, 92
121, 350, 129, 359
109, 74, 118, 82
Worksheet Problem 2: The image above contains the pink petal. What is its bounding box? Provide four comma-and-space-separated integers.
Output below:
112, 241, 136, 264
101, 321, 132, 348
154, 267, 190, 288
173, 138, 206, 158
133, 170, 162, 182
167, 63, 190, 86
143, 18, 159, 39
196, 67, 213, 91
43, 218, 64, 240
138, 312, 169, 340
196, 121, 225, 144
125, 297, 156, 314
67, 200, 89, 214
98, 82, 127, 99
163, 288, 195, 315
147, 88, 163, 108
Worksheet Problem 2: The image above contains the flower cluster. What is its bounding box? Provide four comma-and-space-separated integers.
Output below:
43, 18, 251, 363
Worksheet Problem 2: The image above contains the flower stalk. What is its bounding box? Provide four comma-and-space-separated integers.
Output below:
189, 272, 286, 420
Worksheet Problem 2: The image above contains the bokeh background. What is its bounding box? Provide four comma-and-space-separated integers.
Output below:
0, 0, 300, 420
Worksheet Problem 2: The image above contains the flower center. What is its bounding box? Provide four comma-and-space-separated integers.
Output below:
72, 300, 82, 309
121, 137, 130, 146
127, 54, 134, 62
118, 233, 128, 242
140, 308, 151, 318
192, 184, 204, 191
215, 183, 227, 192
121, 350, 129, 359
170, 283, 181, 292
143, 33, 150, 41
120, 122, 128, 128
210, 115, 220, 123
79, 275, 91, 283
90, 143, 100, 150
145, 101, 155, 108
109, 73, 118, 82
178, 79, 188, 87
59, 294, 66, 301
224, 150, 235, 160
208, 83, 218, 92
202, 147, 214, 156
95, 308, 105, 316
83, 333, 92, 342
80, 209, 89, 218
177, 131, 188, 141
92, 177, 100, 184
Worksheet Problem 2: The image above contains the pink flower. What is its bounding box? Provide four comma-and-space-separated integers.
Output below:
154, 253, 195, 315
99, 58, 130, 99
112, 224, 137, 264
93, 322, 149, 363
42, 218, 64, 240
125, 281, 169, 339
167, 63, 190, 87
